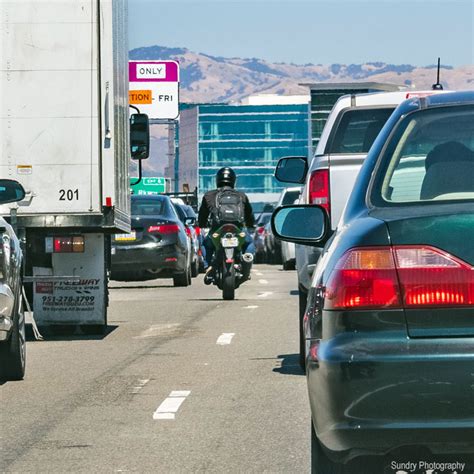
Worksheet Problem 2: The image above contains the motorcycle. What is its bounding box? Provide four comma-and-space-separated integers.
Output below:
208, 223, 253, 300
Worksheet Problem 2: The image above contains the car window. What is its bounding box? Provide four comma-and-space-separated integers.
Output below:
328, 107, 395, 154
281, 190, 301, 205
131, 198, 165, 216
174, 205, 187, 222
257, 213, 271, 225
378, 106, 474, 204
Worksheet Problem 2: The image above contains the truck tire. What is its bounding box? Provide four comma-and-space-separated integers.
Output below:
0, 290, 26, 381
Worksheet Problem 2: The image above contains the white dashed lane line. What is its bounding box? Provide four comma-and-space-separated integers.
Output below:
258, 279, 268, 285
131, 378, 150, 394
258, 291, 273, 298
216, 333, 235, 345
244, 305, 259, 310
153, 391, 191, 420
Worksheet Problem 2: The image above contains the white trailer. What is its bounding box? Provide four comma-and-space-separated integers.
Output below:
0, 0, 132, 332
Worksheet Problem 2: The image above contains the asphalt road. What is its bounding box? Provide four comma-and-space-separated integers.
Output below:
1, 265, 310, 473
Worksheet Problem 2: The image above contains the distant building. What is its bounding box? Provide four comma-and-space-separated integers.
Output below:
177, 99, 309, 211
302, 82, 403, 152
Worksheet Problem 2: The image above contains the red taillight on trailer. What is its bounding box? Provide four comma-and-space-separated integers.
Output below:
324, 245, 474, 310
308, 169, 330, 215
148, 224, 179, 234
394, 246, 474, 307
324, 248, 401, 310
52, 236, 85, 253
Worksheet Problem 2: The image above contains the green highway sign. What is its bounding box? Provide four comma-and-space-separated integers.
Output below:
130, 177, 168, 195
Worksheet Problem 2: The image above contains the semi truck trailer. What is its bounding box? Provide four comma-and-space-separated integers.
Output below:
0, 0, 146, 332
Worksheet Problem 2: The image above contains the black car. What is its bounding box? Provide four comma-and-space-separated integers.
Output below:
272, 92, 474, 471
0, 180, 26, 381
172, 202, 201, 277
111, 195, 192, 287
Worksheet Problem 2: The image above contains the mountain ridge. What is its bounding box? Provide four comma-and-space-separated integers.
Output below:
130, 45, 473, 103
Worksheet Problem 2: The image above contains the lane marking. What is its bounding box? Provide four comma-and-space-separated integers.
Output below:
258, 291, 273, 298
244, 305, 259, 309
216, 333, 235, 345
131, 378, 150, 394
134, 323, 181, 339
259, 279, 268, 285
153, 390, 191, 420
255, 271, 264, 276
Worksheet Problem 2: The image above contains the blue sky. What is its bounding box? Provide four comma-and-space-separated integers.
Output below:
128, 0, 473, 66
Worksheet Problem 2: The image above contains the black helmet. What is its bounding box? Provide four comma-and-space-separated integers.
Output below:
216, 167, 236, 188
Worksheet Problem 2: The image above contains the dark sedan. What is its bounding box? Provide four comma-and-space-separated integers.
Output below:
272, 92, 474, 471
0, 180, 26, 381
111, 195, 192, 287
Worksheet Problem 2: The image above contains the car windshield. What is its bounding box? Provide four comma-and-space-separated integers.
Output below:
131, 198, 166, 216
328, 107, 395, 154
377, 105, 474, 204
257, 213, 271, 225
281, 190, 300, 205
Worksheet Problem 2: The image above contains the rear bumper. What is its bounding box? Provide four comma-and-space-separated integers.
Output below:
308, 330, 474, 457
0, 283, 14, 341
111, 244, 186, 275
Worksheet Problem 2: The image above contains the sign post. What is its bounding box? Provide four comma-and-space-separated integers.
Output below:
129, 61, 179, 119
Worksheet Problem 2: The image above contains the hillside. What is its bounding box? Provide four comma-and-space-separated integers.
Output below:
130, 45, 474, 103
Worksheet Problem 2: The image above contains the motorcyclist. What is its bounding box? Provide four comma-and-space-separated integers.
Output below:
198, 167, 255, 284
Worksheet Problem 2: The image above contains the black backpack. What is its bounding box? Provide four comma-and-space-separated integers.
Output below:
214, 189, 245, 224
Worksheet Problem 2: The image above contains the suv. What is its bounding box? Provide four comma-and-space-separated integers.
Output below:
275, 91, 439, 367
0, 180, 26, 381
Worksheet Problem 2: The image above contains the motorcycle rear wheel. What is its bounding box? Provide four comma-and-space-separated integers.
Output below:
222, 263, 235, 300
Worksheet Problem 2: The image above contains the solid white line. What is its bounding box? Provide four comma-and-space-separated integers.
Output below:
259, 279, 268, 285
216, 333, 235, 345
258, 291, 273, 298
153, 391, 191, 420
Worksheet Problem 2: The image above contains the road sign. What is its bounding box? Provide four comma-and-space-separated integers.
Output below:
129, 61, 179, 120
130, 177, 168, 195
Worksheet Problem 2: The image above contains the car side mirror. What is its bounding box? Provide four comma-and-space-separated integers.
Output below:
0, 179, 26, 204
271, 205, 329, 246
130, 113, 150, 160
275, 156, 308, 184
185, 217, 195, 226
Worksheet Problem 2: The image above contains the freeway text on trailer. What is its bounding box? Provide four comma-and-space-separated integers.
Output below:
129, 60, 180, 119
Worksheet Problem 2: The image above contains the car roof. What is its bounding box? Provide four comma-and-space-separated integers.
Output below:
131, 194, 167, 201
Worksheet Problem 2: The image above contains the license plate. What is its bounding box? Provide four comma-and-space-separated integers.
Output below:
115, 231, 136, 241
221, 237, 238, 248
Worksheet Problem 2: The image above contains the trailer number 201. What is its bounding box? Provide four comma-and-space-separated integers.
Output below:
59, 189, 79, 201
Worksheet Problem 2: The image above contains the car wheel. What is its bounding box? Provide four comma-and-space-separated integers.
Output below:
191, 258, 199, 278
0, 289, 26, 381
311, 422, 345, 473
283, 259, 295, 271
299, 285, 307, 371
173, 258, 191, 287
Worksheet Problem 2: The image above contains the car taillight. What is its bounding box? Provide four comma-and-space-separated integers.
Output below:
324, 248, 401, 310
148, 224, 179, 234
394, 246, 474, 307
185, 227, 191, 237
308, 169, 330, 215
324, 246, 474, 310
257, 227, 265, 235
194, 226, 201, 236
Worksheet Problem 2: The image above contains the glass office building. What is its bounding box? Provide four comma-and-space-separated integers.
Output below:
178, 102, 309, 208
